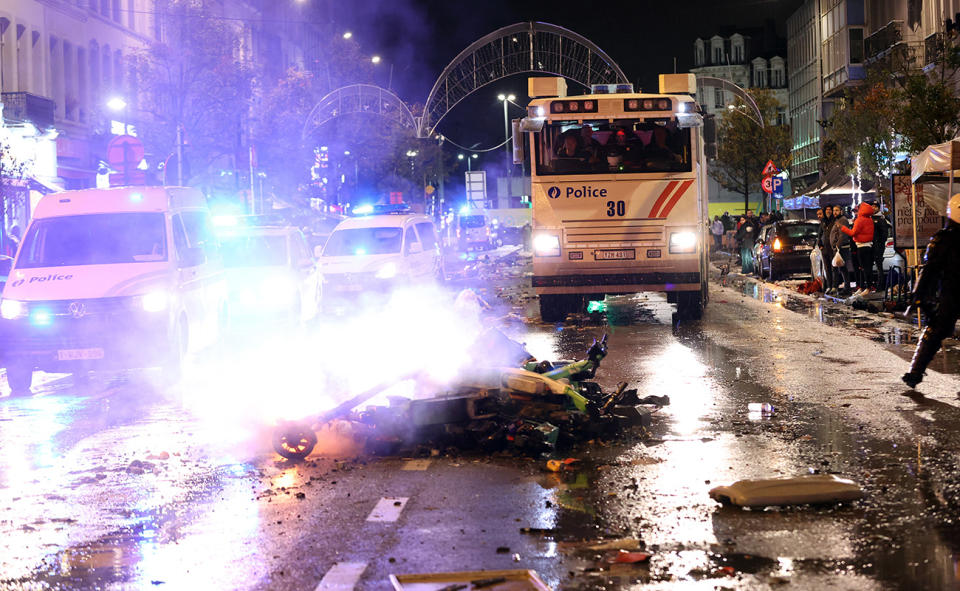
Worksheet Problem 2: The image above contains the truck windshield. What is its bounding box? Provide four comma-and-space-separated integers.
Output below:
18, 213, 167, 268
535, 118, 691, 175
323, 227, 402, 256
220, 234, 288, 267
459, 215, 486, 228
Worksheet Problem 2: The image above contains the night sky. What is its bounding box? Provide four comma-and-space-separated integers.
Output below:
326, 0, 804, 177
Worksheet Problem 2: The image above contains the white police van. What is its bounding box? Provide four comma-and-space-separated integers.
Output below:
0, 186, 227, 392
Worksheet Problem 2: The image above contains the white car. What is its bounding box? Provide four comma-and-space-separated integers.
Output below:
319, 208, 443, 311
217, 223, 321, 325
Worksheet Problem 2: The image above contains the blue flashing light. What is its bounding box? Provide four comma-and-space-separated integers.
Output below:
459, 206, 470, 215
354, 248, 367, 256
30, 309, 52, 327
352, 203, 411, 216
130, 192, 143, 203
213, 215, 239, 227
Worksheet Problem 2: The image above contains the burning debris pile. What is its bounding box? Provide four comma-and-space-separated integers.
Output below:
272, 333, 666, 460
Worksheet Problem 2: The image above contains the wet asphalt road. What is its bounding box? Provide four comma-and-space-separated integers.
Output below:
3, 261, 960, 590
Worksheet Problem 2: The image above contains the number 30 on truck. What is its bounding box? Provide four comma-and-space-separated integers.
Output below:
514, 73, 710, 322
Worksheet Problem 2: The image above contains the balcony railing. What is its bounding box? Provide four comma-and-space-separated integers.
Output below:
865, 20, 903, 60
925, 32, 944, 66
0, 92, 56, 130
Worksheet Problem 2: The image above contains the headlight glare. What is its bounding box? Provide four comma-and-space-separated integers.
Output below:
533, 234, 561, 257
669, 231, 697, 253
0, 299, 26, 320
140, 291, 169, 313
375, 262, 398, 279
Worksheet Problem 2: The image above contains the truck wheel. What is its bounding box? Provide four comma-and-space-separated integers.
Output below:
272, 422, 318, 460
676, 291, 703, 320
6, 362, 33, 394
541, 295, 575, 323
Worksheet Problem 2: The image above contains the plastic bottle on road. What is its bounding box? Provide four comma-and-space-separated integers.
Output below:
748, 402, 775, 414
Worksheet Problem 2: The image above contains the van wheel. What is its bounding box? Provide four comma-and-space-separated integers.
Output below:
6, 362, 33, 394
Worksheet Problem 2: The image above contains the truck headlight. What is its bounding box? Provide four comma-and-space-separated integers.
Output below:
375, 262, 398, 279
140, 291, 169, 313
533, 234, 561, 257
0, 299, 26, 320
669, 231, 697, 253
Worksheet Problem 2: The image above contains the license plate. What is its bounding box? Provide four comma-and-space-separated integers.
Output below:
595, 249, 635, 260
795, 246, 812, 251
334, 284, 362, 292
57, 348, 104, 361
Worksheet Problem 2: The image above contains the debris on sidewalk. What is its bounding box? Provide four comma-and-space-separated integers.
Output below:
709, 474, 863, 507
388, 569, 551, 591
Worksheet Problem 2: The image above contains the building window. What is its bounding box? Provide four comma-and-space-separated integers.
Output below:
112, 0, 121, 23
714, 88, 724, 108
713, 46, 723, 64
100, 0, 109, 17
849, 28, 864, 64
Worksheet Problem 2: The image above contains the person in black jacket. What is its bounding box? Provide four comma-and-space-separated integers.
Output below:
817, 207, 835, 292
902, 194, 960, 388
735, 211, 760, 274
872, 208, 891, 290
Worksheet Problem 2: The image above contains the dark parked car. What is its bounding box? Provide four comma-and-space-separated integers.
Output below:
754, 220, 820, 281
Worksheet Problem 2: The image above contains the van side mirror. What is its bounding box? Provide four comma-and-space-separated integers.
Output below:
179, 247, 205, 268
512, 119, 525, 164
407, 242, 423, 255
314, 245, 324, 258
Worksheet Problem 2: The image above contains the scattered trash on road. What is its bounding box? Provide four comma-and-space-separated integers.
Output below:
709, 474, 864, 507
389, 569, 551, 591
271, 331, 666, 460
747, 402, 775, 414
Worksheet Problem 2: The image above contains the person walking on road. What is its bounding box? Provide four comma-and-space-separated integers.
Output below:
830, 206, 852, 295
841, 202, 876, 296
902, 193, 960, 388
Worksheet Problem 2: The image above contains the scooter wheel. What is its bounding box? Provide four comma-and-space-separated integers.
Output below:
272, 422, 318, 460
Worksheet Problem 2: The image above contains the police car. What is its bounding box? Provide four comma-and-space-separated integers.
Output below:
215, 219, 321, 326
319, 204, 443, 312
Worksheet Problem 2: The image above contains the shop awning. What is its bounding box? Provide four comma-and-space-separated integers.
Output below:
910, 138, 960, 183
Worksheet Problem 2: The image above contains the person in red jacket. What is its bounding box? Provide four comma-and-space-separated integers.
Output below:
841, 202, 876, 295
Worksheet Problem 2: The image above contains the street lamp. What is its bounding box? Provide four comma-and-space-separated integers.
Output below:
457, 153, 478, 172
498, 93, 517, 178
343, 31, 353, 39
106, 96, 129, 135
371, 55, 381, 64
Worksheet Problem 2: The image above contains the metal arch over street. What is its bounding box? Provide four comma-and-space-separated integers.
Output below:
418, 21, 629, 138
695, 76, 765, 128
302, 84, 418, 140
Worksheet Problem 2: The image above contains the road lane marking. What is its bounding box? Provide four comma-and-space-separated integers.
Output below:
401, 459, 432, 471
316, 562, 367, 590
366, 497, 409, 522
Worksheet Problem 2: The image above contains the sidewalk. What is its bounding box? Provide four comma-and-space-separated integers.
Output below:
709, 250, 937, 338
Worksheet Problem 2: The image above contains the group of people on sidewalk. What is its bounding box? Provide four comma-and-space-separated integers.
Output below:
816, 202, 890, 297
708, 210, 785, 273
